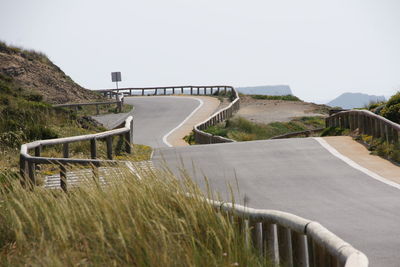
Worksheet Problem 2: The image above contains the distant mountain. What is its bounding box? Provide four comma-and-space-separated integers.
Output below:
327, 93, 386, 109
236, 85, 292, 96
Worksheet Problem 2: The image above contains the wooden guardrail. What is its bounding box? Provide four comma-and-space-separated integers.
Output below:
19, 116, 134, 191
19, 86, 368, 265
209, 200, 368, 267
326, 110, 400, 143
54, 94, 124, 114
95, 85, 231, 98
193, 86, 239, 144
93, 85, 240, 144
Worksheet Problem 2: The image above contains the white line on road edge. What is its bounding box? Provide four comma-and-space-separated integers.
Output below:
314, 137, 400, 190
162, 97, 204, 147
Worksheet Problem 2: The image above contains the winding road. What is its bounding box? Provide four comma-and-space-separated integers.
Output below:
97, 96, 400, 267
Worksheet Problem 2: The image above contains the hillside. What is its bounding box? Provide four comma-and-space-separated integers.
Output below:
236, 85, 292, 95
0, 41, 103, 104
327, 92, 385, 109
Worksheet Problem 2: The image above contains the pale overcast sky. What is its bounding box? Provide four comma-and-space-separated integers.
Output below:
1, 0, 399, 103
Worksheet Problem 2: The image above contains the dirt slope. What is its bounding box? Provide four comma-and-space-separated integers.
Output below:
0, 42, 103, 104
237, 95, 329, 124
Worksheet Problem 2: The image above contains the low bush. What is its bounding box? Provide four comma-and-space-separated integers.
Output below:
359, 135, 400, 164
205, 116, 325, 141
380, 91, 400, 123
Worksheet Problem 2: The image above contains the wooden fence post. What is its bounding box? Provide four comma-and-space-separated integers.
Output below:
277, 225, 293, 267
291, 231, 307, 267
262, 223, 278, 265
125, 120, 133, 153
249, 220, 263, 257
34, 146, 41, 171
60, 143, 69, 192
28, 161, 36, 187
106, 136, 113, 160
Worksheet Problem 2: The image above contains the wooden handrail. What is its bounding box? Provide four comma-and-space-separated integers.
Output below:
19, 85, 369, 266
209, 200, 368, 267
54, 94, 124, 114
20, 116, 133, 191
326, 110, 400, 143
92, 85, 240, 144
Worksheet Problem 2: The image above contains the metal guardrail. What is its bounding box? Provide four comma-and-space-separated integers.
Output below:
326, 110, 400, 143
209, 200, 368, 267
19, 116, 133, 191
54, 94, 124, 114
93, 85, 240, 144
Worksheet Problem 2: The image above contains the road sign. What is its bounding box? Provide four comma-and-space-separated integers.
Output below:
111, 72, 121, 82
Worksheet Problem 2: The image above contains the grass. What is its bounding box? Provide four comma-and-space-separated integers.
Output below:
0, 72, 139, 173
205, 116, 325, 141
0, 167, 269, 266
250, 95, 301, 101
0, 40, 52, 65
356, 135, 400, 164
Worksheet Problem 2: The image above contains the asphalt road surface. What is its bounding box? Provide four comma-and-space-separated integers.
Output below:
98, 96, 400, 266
94, 96, 201, 148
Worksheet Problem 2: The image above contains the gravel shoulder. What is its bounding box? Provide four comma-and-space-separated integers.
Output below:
237, 95, 329, 124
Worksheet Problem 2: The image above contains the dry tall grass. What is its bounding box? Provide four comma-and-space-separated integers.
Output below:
0, 166, 269, 266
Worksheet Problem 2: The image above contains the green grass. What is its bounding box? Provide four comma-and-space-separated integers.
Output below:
0, 73, 111, 172
250, 95, 301, 101
205, 116, 325, 141
356, 135, 400, 164
0, 40, 52, 65
0, 168, 269, 266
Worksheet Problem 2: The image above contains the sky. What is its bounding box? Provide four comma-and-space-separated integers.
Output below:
0, 0, 399, 103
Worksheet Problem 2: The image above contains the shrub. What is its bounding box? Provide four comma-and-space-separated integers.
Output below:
381, 91, 400, 123
24, 92, 43, 102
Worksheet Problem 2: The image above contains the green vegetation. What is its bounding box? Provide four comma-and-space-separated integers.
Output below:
320, 127, 351, 137
0, 169, 268, 266
0, 41, 52, 65
205, 116, 325, 141
184, 131, 196, 145
250, 95, 301, 101
0, 73, 104, 149
0, 73, 123, 173
356, 135, 400, 164
213, 89, 235, 102
380, 91, 400, 123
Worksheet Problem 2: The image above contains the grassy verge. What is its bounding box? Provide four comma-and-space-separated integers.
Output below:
0, 73, 142, 174
0, 168, 269, 266
205, 116, 325, 141
356, 135, 400, 164
250, 95, 301, 101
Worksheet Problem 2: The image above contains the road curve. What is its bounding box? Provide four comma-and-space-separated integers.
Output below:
97, 96, 400, 266
153, 138, 400, 267
95, 96, 203, 148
